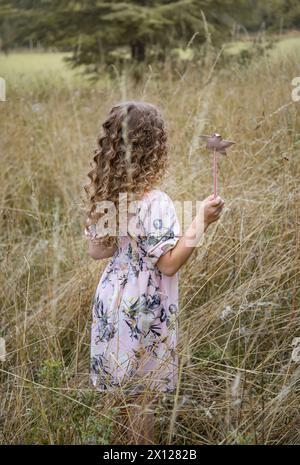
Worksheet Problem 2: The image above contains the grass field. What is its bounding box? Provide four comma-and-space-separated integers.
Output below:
0, 34, 300, 444
1, 32, 300, 80
0, 51, 72, 76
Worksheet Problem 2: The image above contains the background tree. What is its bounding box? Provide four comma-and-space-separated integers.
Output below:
0, 1, 239, 64
0, 0, 299, 72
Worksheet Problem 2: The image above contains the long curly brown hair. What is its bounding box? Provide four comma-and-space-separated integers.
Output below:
84, 100, 169, 248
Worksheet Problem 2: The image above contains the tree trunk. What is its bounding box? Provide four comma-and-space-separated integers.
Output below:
131, 40, 146, 62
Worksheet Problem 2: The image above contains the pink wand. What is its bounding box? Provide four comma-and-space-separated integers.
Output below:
213, 148, 218, 199
200, 133, 235, 199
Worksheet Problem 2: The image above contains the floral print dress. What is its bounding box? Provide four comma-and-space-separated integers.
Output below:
85, 189, 181, 396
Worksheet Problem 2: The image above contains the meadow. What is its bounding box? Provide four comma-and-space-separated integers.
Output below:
0, 35, 300, 444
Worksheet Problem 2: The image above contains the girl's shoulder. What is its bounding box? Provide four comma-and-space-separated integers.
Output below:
141, 188, 173, 204
137, 189, 178, 225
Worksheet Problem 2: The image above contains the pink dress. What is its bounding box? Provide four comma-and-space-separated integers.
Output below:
86, 189, 180, 397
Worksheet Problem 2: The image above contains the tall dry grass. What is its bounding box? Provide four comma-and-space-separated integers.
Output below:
0, 43, 300, 444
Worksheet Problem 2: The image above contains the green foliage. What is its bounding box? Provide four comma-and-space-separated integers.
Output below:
235, 433, 256, 445
2, 0, 299, 75
222, 37, 275, 67
39, 359, 65, 387
24, 359, 115, 444
0, 0, 237, 70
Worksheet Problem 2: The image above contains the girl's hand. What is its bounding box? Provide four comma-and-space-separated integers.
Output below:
202, 194, 225, 227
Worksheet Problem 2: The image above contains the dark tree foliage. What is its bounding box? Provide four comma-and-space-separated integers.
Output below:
0, 1, 237, 61
0, 0, 298, 69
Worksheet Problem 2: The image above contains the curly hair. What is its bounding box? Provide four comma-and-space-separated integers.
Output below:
84, 100, 169, 248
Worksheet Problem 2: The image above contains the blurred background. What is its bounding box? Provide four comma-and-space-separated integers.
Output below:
0, 0, 300, 445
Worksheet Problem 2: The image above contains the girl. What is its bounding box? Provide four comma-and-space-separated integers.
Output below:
84, 100, 224, 444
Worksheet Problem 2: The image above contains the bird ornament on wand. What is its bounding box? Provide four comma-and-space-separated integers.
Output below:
200, 133, 235, 199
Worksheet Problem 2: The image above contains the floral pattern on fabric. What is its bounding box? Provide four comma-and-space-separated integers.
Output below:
87, 189, 181, 395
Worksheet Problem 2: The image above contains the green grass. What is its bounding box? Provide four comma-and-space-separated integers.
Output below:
1, 33, 299, 82
0, 51, 90, 95
273, 35, 300, 57
0, 51, 75, 79
224, 33, 300, 59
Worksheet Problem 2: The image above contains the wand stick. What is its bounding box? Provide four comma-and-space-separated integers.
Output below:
200, 133, 235, 199
213, 148, 217, 199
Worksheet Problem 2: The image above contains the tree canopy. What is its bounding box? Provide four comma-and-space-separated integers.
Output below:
0, 0, 299, 71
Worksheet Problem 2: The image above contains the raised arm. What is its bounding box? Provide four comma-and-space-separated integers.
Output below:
156, 195, 225, 277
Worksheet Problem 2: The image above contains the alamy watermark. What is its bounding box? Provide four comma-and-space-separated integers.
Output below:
291, 337, 300, 362
0, 337, 6, 362
86, 193, 210, 248
291, 77, 300, 102
0, 77, 6, 102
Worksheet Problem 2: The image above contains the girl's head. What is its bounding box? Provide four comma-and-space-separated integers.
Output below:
85, 100, 168, 246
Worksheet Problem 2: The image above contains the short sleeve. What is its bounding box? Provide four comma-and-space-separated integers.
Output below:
136, 190, 180, 264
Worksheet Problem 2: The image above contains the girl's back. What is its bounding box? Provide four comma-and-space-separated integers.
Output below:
89, 187, 180, 396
